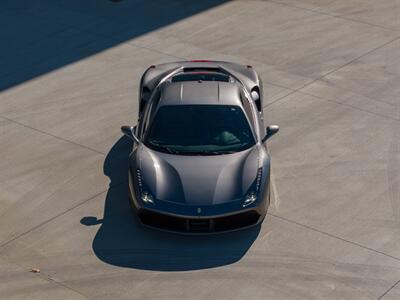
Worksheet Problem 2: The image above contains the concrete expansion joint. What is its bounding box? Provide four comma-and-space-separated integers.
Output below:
267, 213, 400, 263
41, 273, 92, 300
264, 34, 400, 113
377, 279, 400, 300
265, 0, 400, 33
0, 188, 109, 249
0, 114, 106, 156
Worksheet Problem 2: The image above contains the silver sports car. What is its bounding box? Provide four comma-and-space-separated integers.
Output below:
121, 60, 279, 233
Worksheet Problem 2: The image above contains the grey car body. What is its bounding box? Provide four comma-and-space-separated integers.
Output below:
122, 60, 279, 233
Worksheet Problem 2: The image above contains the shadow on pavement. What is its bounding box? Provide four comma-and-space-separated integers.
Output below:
1, 0, 229, 91
81, 136, 260, 271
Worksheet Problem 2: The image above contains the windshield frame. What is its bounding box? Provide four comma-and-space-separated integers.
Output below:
143, 104, 257, 155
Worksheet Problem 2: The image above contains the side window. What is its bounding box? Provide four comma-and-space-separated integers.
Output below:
241, 92, 256, 128
140, 102, 153, 137
241, 91, 260, 140
140, 90, 160, 137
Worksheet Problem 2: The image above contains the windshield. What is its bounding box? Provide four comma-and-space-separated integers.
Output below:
144, 105, 255, 155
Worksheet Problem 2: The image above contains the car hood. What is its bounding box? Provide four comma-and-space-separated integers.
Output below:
136, 145, 260, 205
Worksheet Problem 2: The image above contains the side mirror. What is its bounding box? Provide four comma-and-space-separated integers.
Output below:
262, 125, 279, 142
121, 125, 139, 143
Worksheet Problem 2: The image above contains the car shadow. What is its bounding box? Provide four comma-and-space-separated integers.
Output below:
81, 136, 260, 271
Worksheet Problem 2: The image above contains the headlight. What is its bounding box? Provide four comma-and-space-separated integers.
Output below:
242, 168, 263, 207
243, 192, 257, 207
136, 168, 155, 205
141, 191, 154, 204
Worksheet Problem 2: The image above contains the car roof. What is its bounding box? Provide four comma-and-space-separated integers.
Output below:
159, 81, 244, 107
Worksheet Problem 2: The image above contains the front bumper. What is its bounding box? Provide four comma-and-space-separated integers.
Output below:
128, 172, 267, 234
138, 208, 263, 234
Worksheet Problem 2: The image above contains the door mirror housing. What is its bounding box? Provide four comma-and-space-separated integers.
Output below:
262, 125, 279, 142
121, 125, 139, 143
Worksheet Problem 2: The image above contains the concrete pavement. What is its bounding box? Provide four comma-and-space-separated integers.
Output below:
2, 0, 400, 299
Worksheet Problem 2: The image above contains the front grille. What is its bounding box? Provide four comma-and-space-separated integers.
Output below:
187, 219, 213, 232
213, 211, 260, 232
138, 210, 260, 233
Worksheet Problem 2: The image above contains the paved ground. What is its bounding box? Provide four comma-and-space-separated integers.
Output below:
2, 0, 400, 299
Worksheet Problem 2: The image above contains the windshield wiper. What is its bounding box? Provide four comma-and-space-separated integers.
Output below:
217, 150, 237, 154
163, 147, 181, 154
148, 142, 182, 154
148, 141, 240, 155
192, 150, 237, 155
